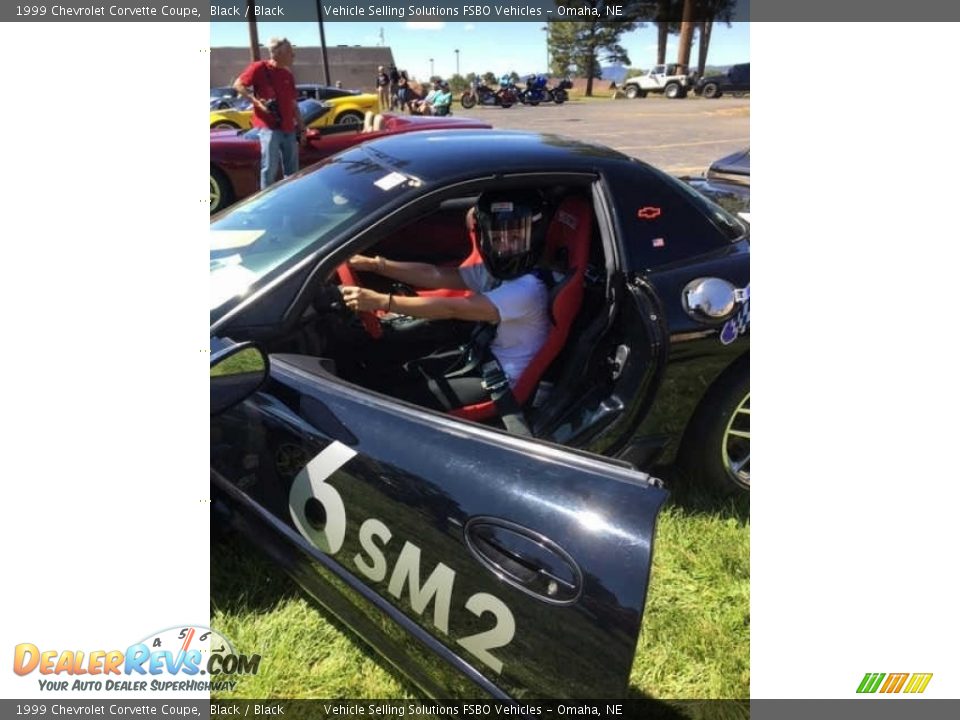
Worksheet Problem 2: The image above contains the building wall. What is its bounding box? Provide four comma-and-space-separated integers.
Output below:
211, 46, 396, 93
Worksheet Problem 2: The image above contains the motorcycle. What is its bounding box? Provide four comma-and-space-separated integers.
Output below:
520, 74, 549, 106
547, 78, 572, 105
460, 78, 518, 109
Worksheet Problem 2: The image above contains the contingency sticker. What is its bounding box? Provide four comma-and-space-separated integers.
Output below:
374, 172, 408, 191
720, 284, 750, 345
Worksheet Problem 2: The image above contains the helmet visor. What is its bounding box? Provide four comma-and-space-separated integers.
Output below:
482, 202, 539, 258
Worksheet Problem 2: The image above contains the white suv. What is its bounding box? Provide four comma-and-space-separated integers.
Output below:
622, 63, 692, 99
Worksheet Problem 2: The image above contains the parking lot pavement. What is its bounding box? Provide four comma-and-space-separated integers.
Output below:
450, 95, 749, 177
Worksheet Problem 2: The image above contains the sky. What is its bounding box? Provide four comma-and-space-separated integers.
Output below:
210, 20, 749, 81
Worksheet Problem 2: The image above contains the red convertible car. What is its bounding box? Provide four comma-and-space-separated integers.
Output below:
210, 99, 491, 213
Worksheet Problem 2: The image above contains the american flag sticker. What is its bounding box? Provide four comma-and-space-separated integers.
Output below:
652, 237, 665, 248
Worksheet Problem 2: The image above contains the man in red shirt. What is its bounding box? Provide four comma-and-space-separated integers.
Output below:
232, 37, 303, 190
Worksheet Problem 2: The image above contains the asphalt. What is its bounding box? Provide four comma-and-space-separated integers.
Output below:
449, 94, 750, 177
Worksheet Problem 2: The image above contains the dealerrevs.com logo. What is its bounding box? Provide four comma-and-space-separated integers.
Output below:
13, 626, 260, 693
857, 672, 933, 694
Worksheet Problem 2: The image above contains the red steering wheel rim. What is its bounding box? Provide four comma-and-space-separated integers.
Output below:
336, 263, 383, 339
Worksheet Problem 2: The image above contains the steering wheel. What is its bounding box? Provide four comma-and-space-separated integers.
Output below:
336, 263, 383, 339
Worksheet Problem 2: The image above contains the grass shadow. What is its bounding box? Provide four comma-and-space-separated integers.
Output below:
656, 464, 750, 524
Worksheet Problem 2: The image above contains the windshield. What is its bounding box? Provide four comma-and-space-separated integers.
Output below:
210, 154, 418, 320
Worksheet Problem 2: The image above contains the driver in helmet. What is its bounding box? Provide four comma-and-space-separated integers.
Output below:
340, 190, 551, 411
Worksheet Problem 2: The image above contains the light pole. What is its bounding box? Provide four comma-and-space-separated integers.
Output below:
429, 58, 434, 79
455, 49, 459, 76
542, 25, 550, 73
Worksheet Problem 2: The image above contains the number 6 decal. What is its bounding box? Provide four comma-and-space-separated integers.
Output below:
289, 441, 356, 554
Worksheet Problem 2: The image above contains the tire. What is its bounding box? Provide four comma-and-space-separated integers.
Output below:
498, 94, 514, 109
460, 93, 477, 109
211, 120, 240, 130
680, 361, 750, 494
664, 83, 681, 99
624, 84, 640, 99
335, 110, 365, 125
210, 166, 234, 215
702, 83, 719, 99
553, 89, 567, 104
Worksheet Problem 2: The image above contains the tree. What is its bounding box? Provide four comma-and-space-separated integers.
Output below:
655, 0, 683, 64
449, 73, 468, 93
693, 0, 737, 76
547, 1, 653, 96
677, 0, 695, 68
482, 71, 497, 86
654, 0, 735, 73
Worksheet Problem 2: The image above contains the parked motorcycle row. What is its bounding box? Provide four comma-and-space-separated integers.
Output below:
460, 75, 573, 109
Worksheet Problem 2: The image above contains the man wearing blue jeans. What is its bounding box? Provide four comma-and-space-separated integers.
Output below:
233, 37, 304, 190
257, 128, 298, 191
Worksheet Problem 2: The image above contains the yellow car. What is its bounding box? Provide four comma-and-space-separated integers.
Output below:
210, 85, 379, 130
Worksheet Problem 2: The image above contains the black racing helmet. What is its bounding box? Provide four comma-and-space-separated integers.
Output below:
474, 190, 549, 280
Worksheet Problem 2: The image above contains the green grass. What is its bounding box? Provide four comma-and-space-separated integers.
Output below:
211, 470, 748, 701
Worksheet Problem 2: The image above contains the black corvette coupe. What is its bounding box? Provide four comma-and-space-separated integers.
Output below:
210, 130, 750, 698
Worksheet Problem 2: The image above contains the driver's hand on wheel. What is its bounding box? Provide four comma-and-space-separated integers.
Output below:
340, 285, 388, 313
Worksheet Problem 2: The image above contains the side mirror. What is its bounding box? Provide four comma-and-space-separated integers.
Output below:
210, 342, 268, 415
681, 277, 745, 325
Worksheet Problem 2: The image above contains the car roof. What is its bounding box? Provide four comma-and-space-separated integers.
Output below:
340, 130, 632, 181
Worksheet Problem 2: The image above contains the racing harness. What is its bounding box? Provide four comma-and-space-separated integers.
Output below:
444, 268, 558, 437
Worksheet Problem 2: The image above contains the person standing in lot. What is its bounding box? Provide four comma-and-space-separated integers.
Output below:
388, 64, 401, 110
233, 37, 303, 190
376, 66, 390, 111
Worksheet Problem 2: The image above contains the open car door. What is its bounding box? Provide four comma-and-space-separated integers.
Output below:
211, 351, 667, 699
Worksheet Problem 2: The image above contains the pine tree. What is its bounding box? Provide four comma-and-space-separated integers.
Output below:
547, 1, 654, 96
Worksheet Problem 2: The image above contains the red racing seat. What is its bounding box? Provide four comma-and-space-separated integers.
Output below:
450, 195, 592, 424
416, 210, 481, 299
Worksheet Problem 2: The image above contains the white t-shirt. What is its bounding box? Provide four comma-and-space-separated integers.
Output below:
459, 263, 550, 385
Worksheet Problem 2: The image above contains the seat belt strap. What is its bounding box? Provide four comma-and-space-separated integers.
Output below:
480, 360, 532, 437
444, 323, 496, 378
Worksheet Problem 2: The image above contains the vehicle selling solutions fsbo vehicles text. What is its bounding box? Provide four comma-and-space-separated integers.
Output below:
321, 5, 550, 18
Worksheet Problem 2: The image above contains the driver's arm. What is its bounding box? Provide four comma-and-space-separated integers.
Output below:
341, 286, 498, 323
349, 254, 468, 291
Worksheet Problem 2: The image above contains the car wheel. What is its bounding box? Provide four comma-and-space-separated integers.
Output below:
211, 120, 240, 130
624, 85, 639, 99
210, 166, 233, 214
702, 83, 719, 99
681, 362, 750, 493
336, 110, 365, 125
664, 83, 681, 99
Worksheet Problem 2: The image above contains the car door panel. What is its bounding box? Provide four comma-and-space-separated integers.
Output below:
211, 352, 667, 698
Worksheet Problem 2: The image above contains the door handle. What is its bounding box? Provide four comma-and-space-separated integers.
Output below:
465, 518, 582, 605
